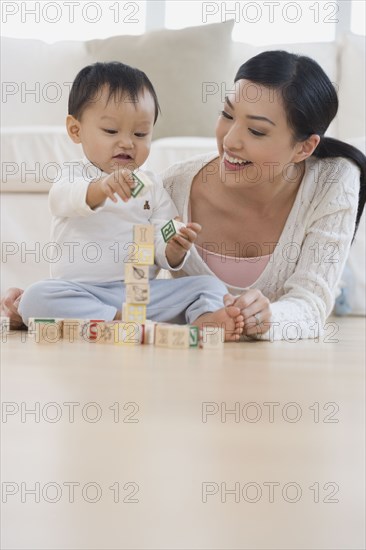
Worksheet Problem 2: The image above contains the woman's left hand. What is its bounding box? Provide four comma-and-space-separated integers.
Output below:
224, 289, 272, 337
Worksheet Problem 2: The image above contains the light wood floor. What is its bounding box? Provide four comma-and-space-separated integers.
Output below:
1, 317, 365, 549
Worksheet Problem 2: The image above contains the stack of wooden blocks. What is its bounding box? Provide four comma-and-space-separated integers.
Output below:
122, 223, 154, 325
21, 223, 225, 349
120, 222, 204, 348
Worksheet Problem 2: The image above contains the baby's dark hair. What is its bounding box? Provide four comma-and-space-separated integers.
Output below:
68, 61, 160, 123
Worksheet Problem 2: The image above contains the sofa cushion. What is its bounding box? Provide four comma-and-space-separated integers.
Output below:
86, 20, 235, 139
0, 37, 89, 127
146, 137, 217, 174
1, 193, 53, 292
1, 127, 82, 192
1, 21, 234, 140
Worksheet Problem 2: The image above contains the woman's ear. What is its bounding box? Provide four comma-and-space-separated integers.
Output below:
66, 115, 82, 143
293, 134, 321, 162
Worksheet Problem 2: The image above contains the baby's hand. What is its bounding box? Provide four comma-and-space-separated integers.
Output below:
165, 220, 202, 268
100, 168, 136, 203
1, 287, 25, 330
169, 221, 202, 251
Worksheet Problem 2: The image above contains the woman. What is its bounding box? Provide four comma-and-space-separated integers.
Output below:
2, 51, 365, 340
162, 50, 365, 340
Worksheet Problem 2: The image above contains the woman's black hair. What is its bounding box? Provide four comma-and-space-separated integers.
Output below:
235, 51, 365, 236
68, 61, 160, 124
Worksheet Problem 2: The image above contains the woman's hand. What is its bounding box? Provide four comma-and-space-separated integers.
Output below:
1, 287, 25, 329
224, 289, 272, 337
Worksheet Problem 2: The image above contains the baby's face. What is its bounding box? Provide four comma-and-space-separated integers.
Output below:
69, 85, 155, 174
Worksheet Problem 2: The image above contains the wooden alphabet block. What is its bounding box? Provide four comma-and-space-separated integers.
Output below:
143, 320, 156, 344
131, 170, 154, 198
154, 324, 171, 348
199, 326, 225, 349
124, 264, 149, 284
161, 219, 186, 243
169, 325, 190, 349
154, 324, 197, 349
62, 319, 105, 342
189, 326, 199, 348
107, 322, 143, 345
62, 319, 84, 342
125, 283, 150, 304
28, 318, 63, 344
133, 224, 154, 245
100, 322, 119, 344
86, 320, 105, 342
122, 303, 146, 323
0, 317, 10, 337
135, 244, 154, 265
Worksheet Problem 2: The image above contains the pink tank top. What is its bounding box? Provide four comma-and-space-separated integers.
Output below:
195, 243, 271, 288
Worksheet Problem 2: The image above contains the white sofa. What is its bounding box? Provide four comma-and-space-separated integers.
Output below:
1, 21, 365, 313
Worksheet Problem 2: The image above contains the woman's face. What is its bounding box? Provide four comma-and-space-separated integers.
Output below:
215, 79, 305, 189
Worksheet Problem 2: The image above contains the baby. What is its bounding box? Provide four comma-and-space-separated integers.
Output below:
18, 62, 243, 340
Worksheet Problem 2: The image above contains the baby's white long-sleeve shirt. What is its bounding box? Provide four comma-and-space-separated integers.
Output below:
48, 158, 185, 283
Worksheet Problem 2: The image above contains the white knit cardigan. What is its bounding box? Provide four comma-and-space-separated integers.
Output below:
161, 152, 360, 341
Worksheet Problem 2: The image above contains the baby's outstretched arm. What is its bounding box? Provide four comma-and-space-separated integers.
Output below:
165, 221, 202, 268
86, 169, 136, 209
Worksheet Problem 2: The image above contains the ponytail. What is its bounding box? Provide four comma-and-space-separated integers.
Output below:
313, 137, 366, 237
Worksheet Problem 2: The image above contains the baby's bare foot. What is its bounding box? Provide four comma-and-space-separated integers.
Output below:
193, 306, 244, 342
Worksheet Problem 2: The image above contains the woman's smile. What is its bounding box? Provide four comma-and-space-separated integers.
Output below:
223, 151, 253, 171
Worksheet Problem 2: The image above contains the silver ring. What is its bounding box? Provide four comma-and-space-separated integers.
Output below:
254, 313, 261, 325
